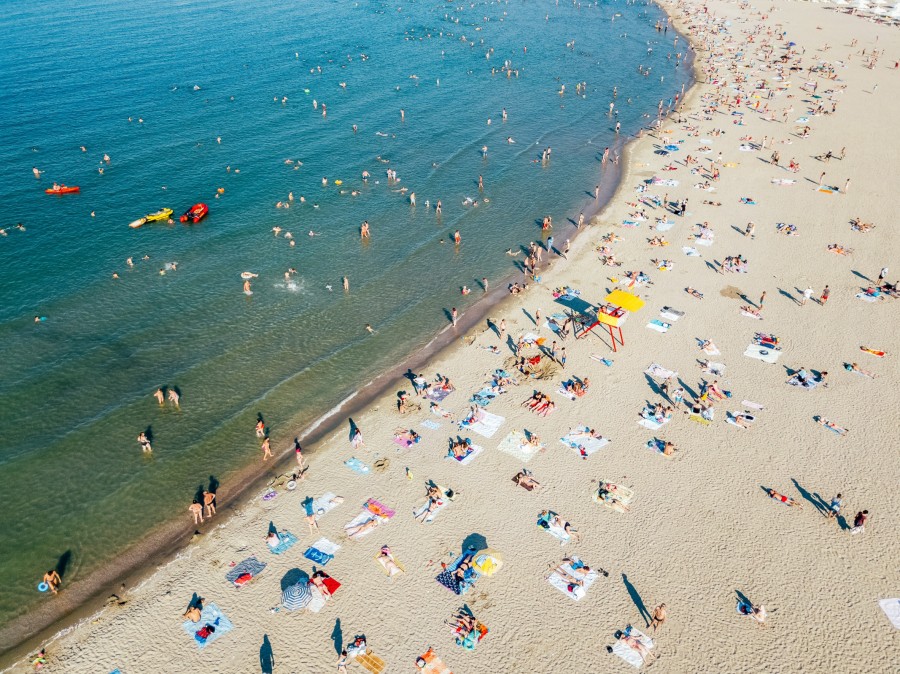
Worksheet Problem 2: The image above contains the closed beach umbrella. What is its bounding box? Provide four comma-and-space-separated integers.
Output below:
281, 581, 311, 611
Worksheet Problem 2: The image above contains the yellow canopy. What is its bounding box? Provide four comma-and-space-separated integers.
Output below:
605, 289, 645, 312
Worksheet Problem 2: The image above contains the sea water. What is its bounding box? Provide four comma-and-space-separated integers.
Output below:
0, 0, 689, 630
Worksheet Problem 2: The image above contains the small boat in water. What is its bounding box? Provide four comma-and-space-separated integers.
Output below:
145, 207, 173, 222
180, 203, 208, 224
45, 184, 80, 195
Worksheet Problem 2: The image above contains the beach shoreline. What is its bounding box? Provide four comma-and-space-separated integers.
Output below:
0, 7, 698, 664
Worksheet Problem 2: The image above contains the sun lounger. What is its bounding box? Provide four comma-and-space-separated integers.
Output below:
303, 538, 341, 565
646, 319, 671, 333
744, 343, 781, 363
226, 556, 267, 587
460, 410, 505, 438
879, 598, 900, 629
547, 559, 598, 601
344, 457, 371, 474
267, 531, 298, 555
181, 603, 234, 649
497, 430, 542, 463
559, 428, 609, 457
611, 626, 655, 668
416, 647, 453, 674
448, 444, 484, 465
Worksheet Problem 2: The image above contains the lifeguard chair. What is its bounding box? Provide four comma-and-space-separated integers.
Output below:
575, 289, 644, 352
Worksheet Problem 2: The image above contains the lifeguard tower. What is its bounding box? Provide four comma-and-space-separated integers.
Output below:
574, 289, 645, 352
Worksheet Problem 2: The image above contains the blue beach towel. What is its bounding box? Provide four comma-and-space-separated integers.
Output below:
181, 603, 234, 649
344, 457, 370, 474
303, 547, 334, 566
421, 420, 440, 430
267, 531, 298, 555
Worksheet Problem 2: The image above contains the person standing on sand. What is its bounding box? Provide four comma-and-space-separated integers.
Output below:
827, 493, 842, 520
801, 287, 813, 306
203, 490, 216, 518
758, 290, 766, 310
189, 500, 204, 524
498, 319, 506, 341
295, 443, 305, 470
850, 510, 868, 534
820, 285, 830, 304
650, 604, 667, 631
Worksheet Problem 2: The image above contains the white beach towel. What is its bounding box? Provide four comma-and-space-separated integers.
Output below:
644, 363, 677, 380
702, 343, 721, 356
855, 293, 880, 303
343, 511, 385, 539
744, 343, 781, 363
682, 246, 700, 256
695, 236, 714, 247
638, 415, 669, 431
878, 598, 900, 629
308, 537, 341, 556
741, 400, 765, 410
547, 563, 598, 601
306, 584, 328, 613
496, 430, 542, 463
741, 309, 763, 320
413, 498, 448, 523
611, 627, 655, 669
659, 308, 684, 321
655, 220, 675, 232
461, 410, 505, 437
311, 493, 343, 517
556, 387, 577, 401
646, 320, 670, 333
545, 521, 571, 545
559, 428, 610, 456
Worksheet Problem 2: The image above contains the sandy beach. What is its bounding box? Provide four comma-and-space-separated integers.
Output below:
7, 0, 899, 671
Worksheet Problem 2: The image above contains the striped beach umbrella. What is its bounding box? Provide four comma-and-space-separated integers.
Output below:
281, 581, 311, 611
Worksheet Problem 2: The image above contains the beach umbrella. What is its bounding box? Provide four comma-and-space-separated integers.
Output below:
281, 581, 311, 611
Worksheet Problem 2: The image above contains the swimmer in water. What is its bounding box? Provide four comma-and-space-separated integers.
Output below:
507, 137, 515, 144
308, 230, 319, 237
365, 324, 375, 334
506, 249, 520, 257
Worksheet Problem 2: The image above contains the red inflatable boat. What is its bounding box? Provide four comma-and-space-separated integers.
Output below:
45, 185, 80, 195
180, 203, 208, 223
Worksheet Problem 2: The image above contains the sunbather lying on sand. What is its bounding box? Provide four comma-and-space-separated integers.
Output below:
845, 362, 875, 378
686, 287, 704, 299
817, 417, 848, 435
378, 546, 403, 575
513, 471, 542, 491
767, 489, 803, 508
346, 517, 381, 538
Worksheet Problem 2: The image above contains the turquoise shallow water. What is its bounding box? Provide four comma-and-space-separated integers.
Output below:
0, 0, 689, 630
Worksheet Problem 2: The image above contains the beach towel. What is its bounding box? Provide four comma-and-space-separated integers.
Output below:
878, 598, 900, 629
682, 246, 700, 256
537, 512, 571, 545
447, 443, 484, 466
344, 511, 386, 539
309, 493, 343, 518
655, 220, 674, 232
416, 648, 453, 674
496, 430, 542, 463
855, 293, 880, 303
650, 178, 678, 186
646, 319, 671, 333
556, 387, 577, 401
787, 375, 817, 390
771, 178, 796, 185
659, 307, 684, 321
364, 498, 396, 519
695, 236, 714, 246
646, 438, 676, 456
426, 387, 452, 402
638, 408, 670, 430
344, 457, 371, 474
393, 434, 418, 449
266, 531, 298, 555
559, 428, 609, 458
413, 495, 450, 523
303, 537, 341, 566
375, 551, 406, 577
421, 419, 441, 430
593, 482, 635, 511
307, 576, 342, 613
460, 410, 505, 438
744, 343, 781, 363
181, 603, 234, 649
226, 557, 267, 586
741, 309, 763, 320
436, 553, 481, 595
741, 400, 764, 410
355, 649, 387, 674
702, 343, 721, 356
611, 626, 655, 669
726, 412, 755, 428
688, 413, 712, 426
644, 363, 677, 380
547, 560, 599, 601
590, 355, 614, 366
